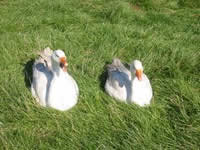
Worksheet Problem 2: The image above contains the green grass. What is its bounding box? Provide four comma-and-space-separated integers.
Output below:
0, 0, 200, 149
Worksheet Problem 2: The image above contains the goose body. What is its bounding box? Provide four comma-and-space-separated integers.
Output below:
105, 58, 152, 106
31, 47, 79, 111
47, 71, 79, 111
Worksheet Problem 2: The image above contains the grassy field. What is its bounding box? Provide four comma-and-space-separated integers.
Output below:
0, 0, 200, 149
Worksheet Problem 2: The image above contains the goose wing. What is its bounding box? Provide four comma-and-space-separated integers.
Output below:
31, 47, 53, 106
107, 58, 131, 86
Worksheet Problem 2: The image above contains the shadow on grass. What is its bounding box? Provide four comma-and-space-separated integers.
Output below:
98, 61, 110, 91
22, 59, 34, 88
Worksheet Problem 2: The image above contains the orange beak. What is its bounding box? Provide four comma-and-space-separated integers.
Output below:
136, 69, 142, 81
59, 57, 68, 72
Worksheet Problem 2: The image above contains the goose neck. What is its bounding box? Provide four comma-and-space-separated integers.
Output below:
52, 65, 65, 77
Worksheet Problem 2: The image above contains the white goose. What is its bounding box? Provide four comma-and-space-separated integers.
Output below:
31, 47, 79, 111
105, 58, 152, 106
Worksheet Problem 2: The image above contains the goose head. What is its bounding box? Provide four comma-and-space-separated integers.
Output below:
51, 50, 68, 72
130, 60, 144, 81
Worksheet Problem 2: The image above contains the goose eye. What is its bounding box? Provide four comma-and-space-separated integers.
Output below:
55, 53, 59, 57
